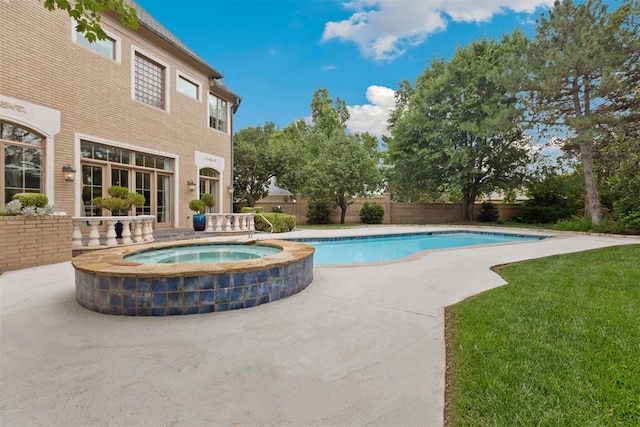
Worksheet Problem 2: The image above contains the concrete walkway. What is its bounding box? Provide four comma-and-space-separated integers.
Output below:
1, 226, 638, 426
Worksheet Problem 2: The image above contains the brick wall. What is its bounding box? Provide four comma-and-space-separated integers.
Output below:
0, 216, 72, 272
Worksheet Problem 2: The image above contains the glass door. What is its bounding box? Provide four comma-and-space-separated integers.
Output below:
157, 174, 171, 225
135, 171, 152, 216
82, 164, 103, 216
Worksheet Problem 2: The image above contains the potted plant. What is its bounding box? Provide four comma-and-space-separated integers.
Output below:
201, 192, 215, 213
92, 185, 146, 237
189, 199, 206, 231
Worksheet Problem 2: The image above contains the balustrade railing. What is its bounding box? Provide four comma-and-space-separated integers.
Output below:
204, 213, 255, 236
71, 215, 155, 249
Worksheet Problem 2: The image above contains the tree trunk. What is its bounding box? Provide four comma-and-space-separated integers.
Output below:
580, 140, 601, 224
461, 184, 477, 222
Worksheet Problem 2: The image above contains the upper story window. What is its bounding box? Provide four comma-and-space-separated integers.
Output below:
177, 73, 200, 101
208, 93, 228, 132
76, 31, 116, 60
134, 52, 165, 109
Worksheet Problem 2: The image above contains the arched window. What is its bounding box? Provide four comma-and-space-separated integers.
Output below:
1, 121, 44, 204
199, 167, 219, 209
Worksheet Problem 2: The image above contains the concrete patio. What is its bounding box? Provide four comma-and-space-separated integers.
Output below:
1, 226, 638, 426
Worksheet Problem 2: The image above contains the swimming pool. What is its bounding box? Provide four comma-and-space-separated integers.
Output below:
291, 231, 547, 265
124, 244, 282, 264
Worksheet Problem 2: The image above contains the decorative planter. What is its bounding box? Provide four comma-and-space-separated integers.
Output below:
192, 214, 206, 231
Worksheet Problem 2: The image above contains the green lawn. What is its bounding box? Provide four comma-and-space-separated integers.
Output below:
446, 244, 640, 426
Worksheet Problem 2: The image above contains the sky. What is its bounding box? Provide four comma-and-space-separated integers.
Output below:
134, 0, 559, 138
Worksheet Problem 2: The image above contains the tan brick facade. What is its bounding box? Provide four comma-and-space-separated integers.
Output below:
0, 2, 239, 229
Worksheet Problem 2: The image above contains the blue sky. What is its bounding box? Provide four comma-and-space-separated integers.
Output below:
135, 0, 558, 137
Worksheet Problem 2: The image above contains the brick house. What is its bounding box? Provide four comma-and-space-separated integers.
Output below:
0, 1, 240, 230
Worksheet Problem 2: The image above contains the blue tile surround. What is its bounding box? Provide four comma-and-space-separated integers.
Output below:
73, 240, 314, 316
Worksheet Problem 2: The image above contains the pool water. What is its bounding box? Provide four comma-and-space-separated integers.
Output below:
124, 244, 282, 264
293, 231, 546, 265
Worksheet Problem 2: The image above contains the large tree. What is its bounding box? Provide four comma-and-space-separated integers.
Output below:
520, 0, 640, 224
43, 0, 138, 41
232, 123, 277, 207
388, 38, 530, 221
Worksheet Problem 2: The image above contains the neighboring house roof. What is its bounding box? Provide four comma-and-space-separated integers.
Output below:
121, 1, 241, 110
268, 178, 293, 196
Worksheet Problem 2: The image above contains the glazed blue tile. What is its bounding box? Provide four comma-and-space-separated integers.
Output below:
137, 293, 152, 308
215, 274, 230, 289
258, 283, 269, 297
184, 276, 199, 291
123, 307, 136, 316
152, 308, 166, 316
229, 301, 244, 310
167, 307, 183, 315
184, 292, 198, 307
123, 277, 136, 291
258, 295, 269, 305
214, 303, 228, 312
199, 305, 214, 314
185, 306, 199, 315
167, 277, 182, 292
244, 272, 258, 285
98, 291, 109, 305
244, 298, 257, 308
269, 267, 280, 278
137, 307, 152, 316
269, 280, 281, 294
230, 287, 243, 302
109, 293, 122, 306
151, 279, 167, 292
258, 270, 268, 283
152, 293, 166, 307
245, 285, 257, 299
108, 306, 122, 315
199, 275, 213, 290
214, 289, 229, 303
200, 290, 214, 304
230, 273, 244, 287
123, 294, 136, 308
137, 279, 151, 292
99, 276, 110, 290
167, 293, 183, 307
270, 293, 281, 302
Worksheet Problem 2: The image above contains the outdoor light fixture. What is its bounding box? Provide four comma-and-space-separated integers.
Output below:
187, 179, 196, 192
62, 164, 76, 182
227, 185, 234, 194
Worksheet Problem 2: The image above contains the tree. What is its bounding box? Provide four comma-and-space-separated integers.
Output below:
388, 38, 530, 221
43, 0, 138, 42
520, 0, 640, 224
232, 123, 277, 207
303, 132, 382, 224
310, 88, 349, 137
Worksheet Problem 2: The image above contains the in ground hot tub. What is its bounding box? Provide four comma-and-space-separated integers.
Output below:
72, 239, 314, 316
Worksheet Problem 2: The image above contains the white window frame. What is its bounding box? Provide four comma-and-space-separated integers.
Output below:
176, 71, 202, 102
71, 18, 121, 63
208, 93, 229, 134
130, 46, 170, 112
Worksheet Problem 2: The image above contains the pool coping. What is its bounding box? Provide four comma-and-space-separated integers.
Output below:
71, 238, 315, 277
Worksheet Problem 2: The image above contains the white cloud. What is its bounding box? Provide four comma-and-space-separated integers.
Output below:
322, 64, 337, 71
322, 0, 553, 61
346, 85, 395, 138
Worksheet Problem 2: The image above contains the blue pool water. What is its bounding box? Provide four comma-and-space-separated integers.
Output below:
125, 244, 282, 264
292, 231, 546, 265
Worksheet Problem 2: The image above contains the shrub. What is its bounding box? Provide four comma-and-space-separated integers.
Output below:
4, 196, 55, 216
188, 199, 205, 214
12, 192, 48, 208
617, 211, 640, 235
240, 206, 264, 213
93, 186, 145, 215
271, 205, 282, 213
476, 202, 500, 223
359, 201, 384, 224
254, 212, 296, 233
306, 198, 332, 224
517, 174, 582, 224
201, 193, 216, 213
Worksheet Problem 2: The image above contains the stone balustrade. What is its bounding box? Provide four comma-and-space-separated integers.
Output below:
204, 213, 256, 235
71, 215, 155, 249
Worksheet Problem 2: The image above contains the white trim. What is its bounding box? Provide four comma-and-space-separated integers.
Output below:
71, 18, 121, 63
194, 151, 226, 212
130, 45, 171, 113
176, 71, 202, 102
74, 133, 179, 227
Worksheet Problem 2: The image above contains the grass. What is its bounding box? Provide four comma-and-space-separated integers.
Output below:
445, 244, 640, 426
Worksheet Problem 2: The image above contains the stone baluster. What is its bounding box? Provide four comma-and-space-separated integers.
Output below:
105, 219, 119, 247
215, 215, 223, 232
239, 215, 247, 231
233, 214, 241, 232
142, 217, 153, 242
205, 214, 214, 233
225, 214, 233, 232
71, 218, 85, 249
87, 219, 102, 247
120, 218, 133, 245
132, 218, 144, 243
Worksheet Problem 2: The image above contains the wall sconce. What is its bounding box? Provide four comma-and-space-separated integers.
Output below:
187, 179, 196, 192
62, 164, 76, 182
227, 185, 234, 194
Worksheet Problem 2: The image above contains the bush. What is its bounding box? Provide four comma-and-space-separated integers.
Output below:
201, 193, 215, 212
476, 202, 500, 223
240, 206, 264, 213
188, 199, 205, 214
306, 198, 332, 224
254, 212, 296, 233
517, 174, 582, 224
12, 192, 48, 208
359, 201, 384, 224
271, 205, 282, 213
617, 211, 640, 235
